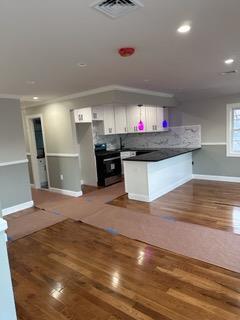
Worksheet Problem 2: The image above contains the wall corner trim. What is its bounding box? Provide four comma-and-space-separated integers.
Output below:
192, 174, 240, 183
0, 159, 28, 167
2, 201, 34, 216
0, 218, 8, 232
49, 187, 83, 197
46, 153, 79, 158
201, 142, 227, 146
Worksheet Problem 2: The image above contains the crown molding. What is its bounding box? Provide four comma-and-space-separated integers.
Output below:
0, 94, 20, 100
22, 85, 174, 109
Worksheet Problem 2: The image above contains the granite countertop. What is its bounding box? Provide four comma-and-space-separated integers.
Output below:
95, 150, 121, 157
123, 148, 201, 162
95, 148, 158, 157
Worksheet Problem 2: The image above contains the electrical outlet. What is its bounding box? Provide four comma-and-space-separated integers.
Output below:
60, 174, 64, 181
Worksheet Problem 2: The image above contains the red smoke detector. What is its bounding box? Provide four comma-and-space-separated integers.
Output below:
118, 47, 135, 57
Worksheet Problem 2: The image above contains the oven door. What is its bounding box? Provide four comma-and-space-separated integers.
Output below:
103, 156, 121, 186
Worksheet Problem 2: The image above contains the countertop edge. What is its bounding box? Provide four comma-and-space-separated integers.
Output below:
123, 148, 201, 162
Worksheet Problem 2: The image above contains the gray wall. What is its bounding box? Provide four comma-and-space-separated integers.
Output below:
178, 94, 240, 177
0, 99, 27, 162
193, 145, 240, 177
0, 163, 32, 209
0, 98, 32, 210
47, 156, 81, 191
23, 90, 175, 191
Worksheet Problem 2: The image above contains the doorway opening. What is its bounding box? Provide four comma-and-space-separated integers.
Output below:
28, 115, 49, 189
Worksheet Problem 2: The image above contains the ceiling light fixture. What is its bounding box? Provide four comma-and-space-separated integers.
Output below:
77, 63, 87, 67
177, 24, 191, 33
26, 80, 35, 85
137, 104, 144, 131
224, 58, 234, 65
33, 96, 39, 100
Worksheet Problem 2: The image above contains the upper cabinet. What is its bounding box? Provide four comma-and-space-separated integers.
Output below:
92, 106, 104, 121
127, 105, 146, 133
103, 105, 115, 135
115, 105, 128, 134
146, 106, 158, 132
74, 107, 92, 123
157, 107, 169, 131
74, 104, 169, 134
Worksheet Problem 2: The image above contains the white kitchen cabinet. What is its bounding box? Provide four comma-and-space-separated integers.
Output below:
74, 107, 92, 123
92, 106, 104, 121
103, 105, 115, 135
115, 105, 128, 134
127, 105, 146, 133
157, 107, 169, 131
120, 151, 136, 174
146, 106, 158, 132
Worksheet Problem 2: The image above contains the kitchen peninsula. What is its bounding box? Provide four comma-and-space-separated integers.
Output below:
123, 148, 200, 202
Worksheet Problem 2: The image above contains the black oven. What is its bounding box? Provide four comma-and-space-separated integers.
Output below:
95, 147, 122, 187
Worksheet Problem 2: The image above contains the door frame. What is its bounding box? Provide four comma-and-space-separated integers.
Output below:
26, 114, 50, 189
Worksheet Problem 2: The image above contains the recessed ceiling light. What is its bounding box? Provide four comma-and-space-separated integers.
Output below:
144, 79, 150, 82
224, 58, 234, 65
26, 80, 35, 85
177, 24, 191, 33
77, 63, 87, 67
33, 96, 39, 100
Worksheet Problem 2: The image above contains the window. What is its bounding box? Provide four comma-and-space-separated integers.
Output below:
227, 103, 240, 157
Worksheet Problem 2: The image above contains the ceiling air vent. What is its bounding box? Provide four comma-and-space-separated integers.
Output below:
91, 0, 144, 18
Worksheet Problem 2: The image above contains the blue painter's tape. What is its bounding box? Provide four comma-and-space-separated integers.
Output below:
105, 227, 119, 235
50, 211, 62, 216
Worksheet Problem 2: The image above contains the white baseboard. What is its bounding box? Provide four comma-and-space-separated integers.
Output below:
49, 187, 83, 197
2, 200, 34, 216
192, 174, 240, 183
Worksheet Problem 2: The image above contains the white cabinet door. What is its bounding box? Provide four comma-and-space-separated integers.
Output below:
74, 108, 92, 123
92, 106, 104, 121
146, 106, 157, 132
115, 106, 128, 134
127, 105, 146, 133
104, 105, 115, 135
157, 107, 169, 131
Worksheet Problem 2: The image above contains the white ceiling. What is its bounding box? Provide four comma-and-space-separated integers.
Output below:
1, 0, 240, 105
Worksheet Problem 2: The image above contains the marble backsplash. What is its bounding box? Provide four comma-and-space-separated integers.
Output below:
93, 123, 201, 150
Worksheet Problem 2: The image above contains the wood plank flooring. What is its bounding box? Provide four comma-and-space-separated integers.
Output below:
109, 179, 240, 235
9, 219, 240, 320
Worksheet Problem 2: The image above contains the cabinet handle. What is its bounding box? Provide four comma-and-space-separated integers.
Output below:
152, 125, 154, 130
125, 127, 127, 132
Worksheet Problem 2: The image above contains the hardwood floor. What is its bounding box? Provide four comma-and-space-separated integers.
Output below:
109, 179, 240, 235
82, 184, 102, 194
9, 219, 240, 320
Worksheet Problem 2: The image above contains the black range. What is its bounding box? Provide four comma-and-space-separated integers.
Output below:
123, 148, 201, 162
